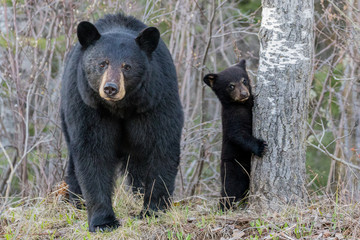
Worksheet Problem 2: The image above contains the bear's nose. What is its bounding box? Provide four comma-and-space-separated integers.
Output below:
240, 91, 249, 98
103, 82, 119, 97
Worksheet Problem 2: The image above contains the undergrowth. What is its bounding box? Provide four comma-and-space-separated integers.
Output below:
1, 184, 360, 239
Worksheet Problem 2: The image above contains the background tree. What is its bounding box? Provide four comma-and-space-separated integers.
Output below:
307, 0, 360, 200
335, 0, 360, 200
250, 0, 314, 210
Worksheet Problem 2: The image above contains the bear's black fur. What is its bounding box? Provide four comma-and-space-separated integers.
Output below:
203, 60, 266, 210
60, 13, 183, 232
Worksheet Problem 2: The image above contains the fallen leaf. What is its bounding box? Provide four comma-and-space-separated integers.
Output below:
232, 229, 245, 239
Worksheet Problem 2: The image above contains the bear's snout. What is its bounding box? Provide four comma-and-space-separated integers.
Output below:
103, 82, 119, 97
240, 91, 249, 99
99, 69, 126, 101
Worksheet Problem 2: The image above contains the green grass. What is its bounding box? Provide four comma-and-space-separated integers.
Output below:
1, 184, 359, 239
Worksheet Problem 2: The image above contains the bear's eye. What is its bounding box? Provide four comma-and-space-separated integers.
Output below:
99, 60, 109, 69
122, 64, 132, 71
229, 84, 235, 91
242, 78, 248, 84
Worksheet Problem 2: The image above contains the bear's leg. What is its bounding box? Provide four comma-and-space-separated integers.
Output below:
73, 151, 120, 232
61, 110, 83, 207
220, 159, 250, 211
126, 158, 145, 195
128, 171, 145, 195
141, 155, 179, 217
65, 153, 83, 208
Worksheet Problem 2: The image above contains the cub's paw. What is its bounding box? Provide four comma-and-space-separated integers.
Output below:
218, 197, 236, 212
255, 140, 267, 157
137, 209, 160, 219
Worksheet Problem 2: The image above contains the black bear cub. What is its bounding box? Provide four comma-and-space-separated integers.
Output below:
61, 13, 183, 232
203, 60, 266, 210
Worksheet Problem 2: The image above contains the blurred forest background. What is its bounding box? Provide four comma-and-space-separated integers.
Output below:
0, 0, 359, 211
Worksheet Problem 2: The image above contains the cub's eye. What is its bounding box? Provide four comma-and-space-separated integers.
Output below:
229, 84, 235, 91
99, 60, 109, 69
242, 78, 248, 84
122, 64, 131, 71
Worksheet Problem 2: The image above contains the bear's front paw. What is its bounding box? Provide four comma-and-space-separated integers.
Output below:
255, 140, 267, 157
89, 215, 120, 232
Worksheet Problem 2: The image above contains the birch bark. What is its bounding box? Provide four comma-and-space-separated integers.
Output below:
250, 0, 314, 210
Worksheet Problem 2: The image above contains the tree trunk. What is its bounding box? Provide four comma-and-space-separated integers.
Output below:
337, 0, 360, 201
250, 0, 314, 211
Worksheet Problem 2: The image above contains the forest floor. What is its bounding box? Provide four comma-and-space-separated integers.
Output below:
1, 182, 360, 240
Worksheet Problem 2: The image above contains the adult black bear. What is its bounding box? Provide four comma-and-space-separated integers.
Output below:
203, 60, 266, 210
60, 13, 183, 232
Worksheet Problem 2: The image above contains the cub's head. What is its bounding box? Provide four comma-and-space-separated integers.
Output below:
77, 21, 160, 102
203, 60, 252, 104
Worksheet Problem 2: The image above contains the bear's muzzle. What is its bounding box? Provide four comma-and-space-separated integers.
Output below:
99, 68, 126, 101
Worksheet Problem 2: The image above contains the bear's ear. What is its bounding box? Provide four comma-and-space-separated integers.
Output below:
135, 27, 160, 57
203, 73, 218, 88
236, 59, 246, 70
77, 21, 101, 48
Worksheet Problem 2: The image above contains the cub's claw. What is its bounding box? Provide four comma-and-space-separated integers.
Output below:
255, 140, 267, 157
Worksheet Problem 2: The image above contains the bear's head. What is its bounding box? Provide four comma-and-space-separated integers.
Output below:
203, 60, 252, 105
77, 21, 160, 102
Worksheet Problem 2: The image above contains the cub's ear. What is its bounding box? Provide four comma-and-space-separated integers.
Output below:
77, 21, 101, 48
135, 27, 160, 57
236, 59, 246, 70
203, 73, 218, 88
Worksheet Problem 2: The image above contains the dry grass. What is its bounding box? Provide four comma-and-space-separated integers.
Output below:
1, 183, 360, 240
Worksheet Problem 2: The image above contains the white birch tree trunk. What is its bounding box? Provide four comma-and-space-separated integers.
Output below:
250, 0, 314, 211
